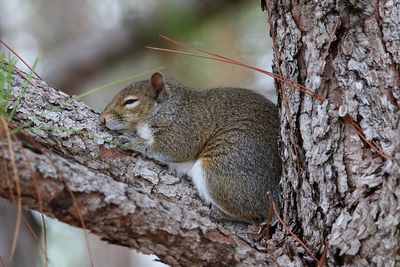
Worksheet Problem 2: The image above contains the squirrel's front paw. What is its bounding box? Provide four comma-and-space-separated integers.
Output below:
113, 135, 149, 155
113, 135, 132, 148
114, 136, 141, 156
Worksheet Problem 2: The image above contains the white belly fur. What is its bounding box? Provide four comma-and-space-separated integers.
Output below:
169, 160, 229, 214
168, 160, 213, 204
168, 161, 195, 176
189, 160, 213, 204
136, 122, 154, 145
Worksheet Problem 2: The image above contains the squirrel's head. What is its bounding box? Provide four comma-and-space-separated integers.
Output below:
99, 72, 168, 131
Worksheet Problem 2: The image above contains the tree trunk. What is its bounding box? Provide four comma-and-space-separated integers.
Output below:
267, 0, 400, 265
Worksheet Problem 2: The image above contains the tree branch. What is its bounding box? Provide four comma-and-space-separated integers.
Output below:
0, 71, 275, 266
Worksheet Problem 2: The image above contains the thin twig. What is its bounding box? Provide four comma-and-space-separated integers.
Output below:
36, 145, 95, 267
317, 241, 329, 267
0, 39, 42, 80
272, 201, 319, 263
17, 137, 49, 266
318, 19, 340, 75
0, 255, 5, 267
145, 46, 325, 103
21, 214, 47, 257
0, 118, 22, 262
0, 55, 36, 89
263, 2, 303, 207
344, 115, 389, 160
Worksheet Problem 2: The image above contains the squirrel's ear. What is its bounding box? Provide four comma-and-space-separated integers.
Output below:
150, 72, 165, 95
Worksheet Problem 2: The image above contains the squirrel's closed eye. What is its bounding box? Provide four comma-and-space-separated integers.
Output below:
124, 99, 138, 106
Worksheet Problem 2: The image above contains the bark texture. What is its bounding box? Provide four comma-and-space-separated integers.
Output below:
267, 0, 400, 266
0, 73, 275, 266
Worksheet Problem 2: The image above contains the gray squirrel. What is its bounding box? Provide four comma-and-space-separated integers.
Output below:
99, 72, 281, 222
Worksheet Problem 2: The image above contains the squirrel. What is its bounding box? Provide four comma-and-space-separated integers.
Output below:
99, 72, 281, 223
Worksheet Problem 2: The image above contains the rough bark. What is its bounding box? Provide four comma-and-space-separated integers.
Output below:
267, 0, 400, 266
0, 72, 276, 266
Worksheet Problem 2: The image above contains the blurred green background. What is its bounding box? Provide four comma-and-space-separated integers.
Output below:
0, 0, 274, 266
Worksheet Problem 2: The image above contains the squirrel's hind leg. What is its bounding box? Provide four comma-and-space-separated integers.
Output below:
189, 158, 249, 222
200, 157, 269, 223
209, 205, 238, 222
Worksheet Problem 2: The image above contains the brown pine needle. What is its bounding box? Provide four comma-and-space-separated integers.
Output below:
150, 34, 389, 161
318, 19, 340, 75
21, 136, 96, 267
18, 139, 48, 266
21, 214, 48, 258
145, 46, 325, 103
62, 181, 95, 267
344, 115, 389, 160
39, 149, 95, 267
317, 241, 329, 267
0, 255, 5, 267
0, 140, 47, 265
159, 33, 244, 65
0, 39, 42, 80
0, 118, 22, 262
0, 54, 37, 90
263, 6, 303, 177
0, 129, 15, 205
272, 201, 319, 263
264, 204, 273, 248
150, 34, 325, 102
